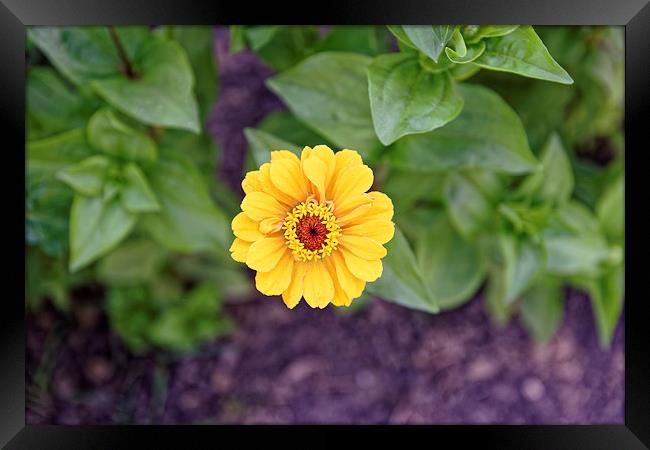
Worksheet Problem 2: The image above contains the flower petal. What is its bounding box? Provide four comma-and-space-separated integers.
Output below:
282, 261, 307, 308
255, 251, 294, 296
246, 236, 288, 272
302, 155, 329, 203
259, 217, 283, 235
259, 163, 296, 207
270, 157, 309, 203
271, 150, 300, 164
302, 261, 334, 308
241, 191, 286, 222
340, 235, 387, 259
232, 212, 264, 242
332, 164, 374, 211
331, 251, 365, 300
229, 238, 251, 263
341, 247, 383, 282
343, 219, 395, 244
361, 191, 394, 222
242, 170, 262, 194
325, 258, 353, 307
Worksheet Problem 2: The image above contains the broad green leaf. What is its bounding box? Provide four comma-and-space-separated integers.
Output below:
546, 200, 602, 236
257, 110, 332, 149
69, 194, 136, 272
26, 179, 72, 257
444, 172, 494, 239
520, 278, 564, 343
120, 163, 161, 213
367, 226, 438, 313
515, 133, 573, 205
30, 27, 201, 132
367, 53, 463, 145
596, 174, 624, 244
267, 52, 380, 155
87, 109, 158, 163
314, 26, 390, 56
484, 234, 545, 324
445, 41, 486, 64
229, 26, 247, 53
543, 234, 617, 277
475, 26, 573, 84
56, 155, 111, 196
383, 168, 446, 216
390, 84, 537, 174
27, 129, 94, 181
386, 26, 417, 50
246, 26, 319, 71
97, 239, 167, 285
27, 67, 100, 140
415, 210, 485, 309
402, 25, 456, 62
462, 25, 519, 44
243, 128, 301, 167
141, 150, 231, 253
173, 253, 252, 300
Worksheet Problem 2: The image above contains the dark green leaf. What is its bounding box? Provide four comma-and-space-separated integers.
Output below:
120, 163, 161, 213
402, 25, 456, 62
229, 26, 247, 53
596, 174, 624, 244
97, 239, 167, 285
444, 172, 494, 239
243, 128, 301, 167
314, 26, 390, 56
87, 109, 158, 163
28, 129, 94, 181
475, 26, 573, 84
257, 110, 332, 149
56, 154, 112, 196
390, 84, 538, 174
267, 52, 380, 155
520, 278, 564, 343
246, 26, 319, 71
367, 53, 463, 145
367, 226, 438, 313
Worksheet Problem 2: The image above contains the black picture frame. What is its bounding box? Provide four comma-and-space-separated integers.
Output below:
2, 0, 648, 448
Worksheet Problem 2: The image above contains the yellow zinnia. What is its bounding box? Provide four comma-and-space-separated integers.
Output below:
230, 145, 395, 309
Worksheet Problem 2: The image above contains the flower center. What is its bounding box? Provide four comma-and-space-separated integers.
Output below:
282, 200, 341, 261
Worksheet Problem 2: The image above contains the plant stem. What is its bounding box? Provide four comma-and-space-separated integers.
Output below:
108, 26, 137, 79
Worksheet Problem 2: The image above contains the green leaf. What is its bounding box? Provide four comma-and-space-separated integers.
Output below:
515, 133, 573, 205
367, 53, 463, 145
475, 26, 573, 84
445, 40, 486, 64
97, 239, 167, 285
243, 128, 302, 167
415, 210, 485, 309
462, 25, 519, 44
543, 234, 616, 277
30, 27, 201, 132
120, 163, 161, 213
87, 109, 158, 163
56, 154, 111, 196
257, 110, 332, 149
28, 129, 94, 181
401, 25, 456, 62
267, 52, 380, 155
229, 26, 247, 53
26, 179, 72, 257
520, 278, 564, 343
27, 67, 100, 140
367, 226, 438, 313
141, 150, 231, 253
596, 174, 624, 244
314, 26, 390, 56
444, 172, 494, 239
390, 84, 537, 174
246, 26, 319, 71
484, 233, 545, 323
69, 194, 137, 272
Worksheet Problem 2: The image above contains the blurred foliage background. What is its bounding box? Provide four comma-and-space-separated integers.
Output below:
26, 25, 624, 360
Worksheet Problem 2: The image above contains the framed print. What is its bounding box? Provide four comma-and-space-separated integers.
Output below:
2, 0, 649, 448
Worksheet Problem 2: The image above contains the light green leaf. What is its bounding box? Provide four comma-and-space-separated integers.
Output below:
69, 194, 136, 272
462, 25, 519, 44
97, 239, 167, 285
444, 172, 494, 239
257, 110, 333, 149
246, 26, 319, 71
402, 25, 456, 62
367, 226, 438, 313
267, 52, 380, 155
120, 163, 161, 212
445, 40, 486, 64
56, 155, 111, 196
229, 26, 247, 53
243, 128, 302, 167
87, 109, 158, 163
367, 53, 463, 145
390, 84, 537, 174
520, 278, 564, 343
415, 210, 485, 309
596, 174, 624, 244
475, 26, 573, 84
28, 129, 94, 181
141, 150, 231, 253
30, 27, 201, 132
314, 26, 390, 56
515, 133, 573, 205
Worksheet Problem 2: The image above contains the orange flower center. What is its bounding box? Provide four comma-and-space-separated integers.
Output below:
296, 215, 328, 251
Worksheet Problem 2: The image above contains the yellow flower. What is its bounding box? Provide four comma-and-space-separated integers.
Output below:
230, 145, 394, 309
